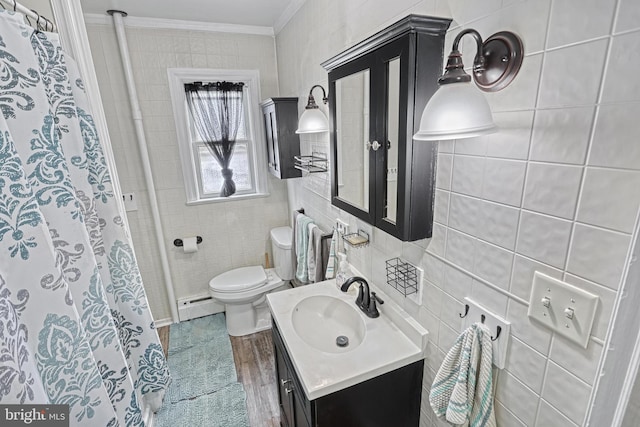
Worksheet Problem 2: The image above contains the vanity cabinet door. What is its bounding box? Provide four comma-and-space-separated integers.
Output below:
261, 98, 302, 179
272, 321, 424, 427
325, 15, 451, 241
275, 343, 294, 427
273, 323, 314, 427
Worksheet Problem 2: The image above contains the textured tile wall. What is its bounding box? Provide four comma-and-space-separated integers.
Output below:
275, 0, 640, 425
85, 23, 289, 321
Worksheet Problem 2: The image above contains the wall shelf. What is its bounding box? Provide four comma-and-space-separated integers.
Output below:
294, 152, 328, 173
343, 229, 370, 248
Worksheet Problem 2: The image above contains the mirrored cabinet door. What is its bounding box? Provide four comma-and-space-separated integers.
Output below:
324, 15, 451, 241
334, 68, 371, 214
329, 53, 377, 226
383, 57, 401, 226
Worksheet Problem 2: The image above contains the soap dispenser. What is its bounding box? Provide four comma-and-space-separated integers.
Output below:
335, 252, 348, 289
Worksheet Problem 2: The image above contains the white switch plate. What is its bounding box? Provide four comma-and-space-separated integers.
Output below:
463, 298, 511, 369
528, 271, 599, 348
122, 192, 138, 212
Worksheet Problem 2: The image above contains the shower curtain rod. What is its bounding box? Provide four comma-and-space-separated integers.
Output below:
0, 0, 57, 31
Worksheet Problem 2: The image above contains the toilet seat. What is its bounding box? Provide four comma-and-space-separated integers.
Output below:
209, 266, 268, 294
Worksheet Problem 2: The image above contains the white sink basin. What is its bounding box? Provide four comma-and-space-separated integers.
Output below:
267, 279, 428, 400
291, 295, 366, 353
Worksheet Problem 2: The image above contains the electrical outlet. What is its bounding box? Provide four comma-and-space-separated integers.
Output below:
528, 272, 598, 348
336, 219, 349, 235
122, 192, 138, 212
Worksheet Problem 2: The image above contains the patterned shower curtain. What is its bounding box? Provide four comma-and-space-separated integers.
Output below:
0, 10, 170, 427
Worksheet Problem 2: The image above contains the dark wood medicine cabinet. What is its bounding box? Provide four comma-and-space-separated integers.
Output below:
261, 97, 302, 179
322, 15, 451, 241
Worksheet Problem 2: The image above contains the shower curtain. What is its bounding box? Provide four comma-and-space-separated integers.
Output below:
0, 9, 169, 427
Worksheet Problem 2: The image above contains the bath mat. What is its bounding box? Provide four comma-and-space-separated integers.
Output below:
168, 313, 229, 354
156, 382, 250, 427
158, 313, 250, 425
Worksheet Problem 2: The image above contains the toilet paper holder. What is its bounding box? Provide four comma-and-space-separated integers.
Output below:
173, 236, 203, 247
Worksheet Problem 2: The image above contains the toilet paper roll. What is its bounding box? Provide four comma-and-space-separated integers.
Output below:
182, 236, 198, 254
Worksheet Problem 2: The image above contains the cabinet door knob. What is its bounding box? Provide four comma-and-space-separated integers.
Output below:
366, 140, 381, 151
280, 378, 291, 387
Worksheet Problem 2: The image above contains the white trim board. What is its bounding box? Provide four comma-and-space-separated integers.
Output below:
83, 13, 274, 36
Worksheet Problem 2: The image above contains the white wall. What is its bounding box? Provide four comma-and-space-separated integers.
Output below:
16, 0, 54, 22
85, 21, 290, 321
276, 0, 640, 426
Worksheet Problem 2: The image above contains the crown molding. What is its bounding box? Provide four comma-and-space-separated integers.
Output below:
83, 13, 274, 36
273, 0, 307, 34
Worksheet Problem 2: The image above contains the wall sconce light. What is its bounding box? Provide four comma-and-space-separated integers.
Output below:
296, 84, 329, 134
413, 29, 523, 141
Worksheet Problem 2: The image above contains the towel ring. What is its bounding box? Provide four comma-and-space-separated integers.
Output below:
459, 304, 502, 341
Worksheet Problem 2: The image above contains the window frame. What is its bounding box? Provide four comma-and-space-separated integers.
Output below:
167, 68, 269, 204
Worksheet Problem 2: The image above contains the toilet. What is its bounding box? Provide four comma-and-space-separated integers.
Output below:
209, 226, 293, 336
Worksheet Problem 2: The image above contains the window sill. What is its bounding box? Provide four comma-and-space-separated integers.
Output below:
185, 191, 271, 206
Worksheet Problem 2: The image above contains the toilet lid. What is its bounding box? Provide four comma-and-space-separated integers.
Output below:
209, 266, 268, 293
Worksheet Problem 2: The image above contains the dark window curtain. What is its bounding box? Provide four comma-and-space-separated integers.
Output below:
184, 81, 245, 197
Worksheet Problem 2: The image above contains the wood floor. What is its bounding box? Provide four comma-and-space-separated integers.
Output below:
230, 331, 280, 427
156, 325, 280, 427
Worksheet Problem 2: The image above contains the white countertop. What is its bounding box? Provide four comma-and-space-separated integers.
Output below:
267, 278, 428, 400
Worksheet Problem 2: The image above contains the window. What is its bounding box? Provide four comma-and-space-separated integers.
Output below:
168, 69, 268, 203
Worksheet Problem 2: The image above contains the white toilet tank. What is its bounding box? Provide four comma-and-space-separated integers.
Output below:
270, 226, 293, 281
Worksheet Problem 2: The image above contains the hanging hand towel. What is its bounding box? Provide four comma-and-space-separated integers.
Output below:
430, 322, 496, 427
324, 230, 338, 279
306, 223, 319, 282
295, 213, 315, 284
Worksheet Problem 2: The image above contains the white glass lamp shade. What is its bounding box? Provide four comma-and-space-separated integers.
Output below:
296, 108, 329, 134
413, 81, 497, 141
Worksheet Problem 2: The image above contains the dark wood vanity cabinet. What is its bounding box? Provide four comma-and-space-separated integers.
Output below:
272, 322, 424, 427
322, 15, 451, 241
261, 97, 302, 179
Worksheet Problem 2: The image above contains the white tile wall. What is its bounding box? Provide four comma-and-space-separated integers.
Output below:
536, 400, 579, 427
486, 110, 533, 160
510, 255, 562, 301
481, 158, 526, 207
86, 24, 289, 321
537, 39, 608, 108
589, 103, 640, 170
523, 163, 583, 220
577, 168, 640, 233
275, 2, 640, 423
530, 107, 594, 165
546, 0, 616, 49
79, 0, 640, 424
615, 0, 640, 34
542, 362, 592, 424
496, 371, 539, 426
516, 211, 572, 269
601, 31, 640, 103
567, 224, 630, 290
505, 337, 547, 394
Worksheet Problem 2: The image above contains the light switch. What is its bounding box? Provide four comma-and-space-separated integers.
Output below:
528, 272, 599, 348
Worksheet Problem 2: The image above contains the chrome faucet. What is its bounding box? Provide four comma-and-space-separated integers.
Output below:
340, 276, 384, 318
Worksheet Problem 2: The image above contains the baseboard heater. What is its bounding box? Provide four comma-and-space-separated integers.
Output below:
177, 294, 223, 322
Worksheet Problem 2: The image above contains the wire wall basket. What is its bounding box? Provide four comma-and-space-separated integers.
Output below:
385, 257, 418, 297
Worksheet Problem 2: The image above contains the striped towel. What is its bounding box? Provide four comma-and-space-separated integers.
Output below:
430, 322, 496, 427
295, 214, 315, 284
324, 230, 338, 279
